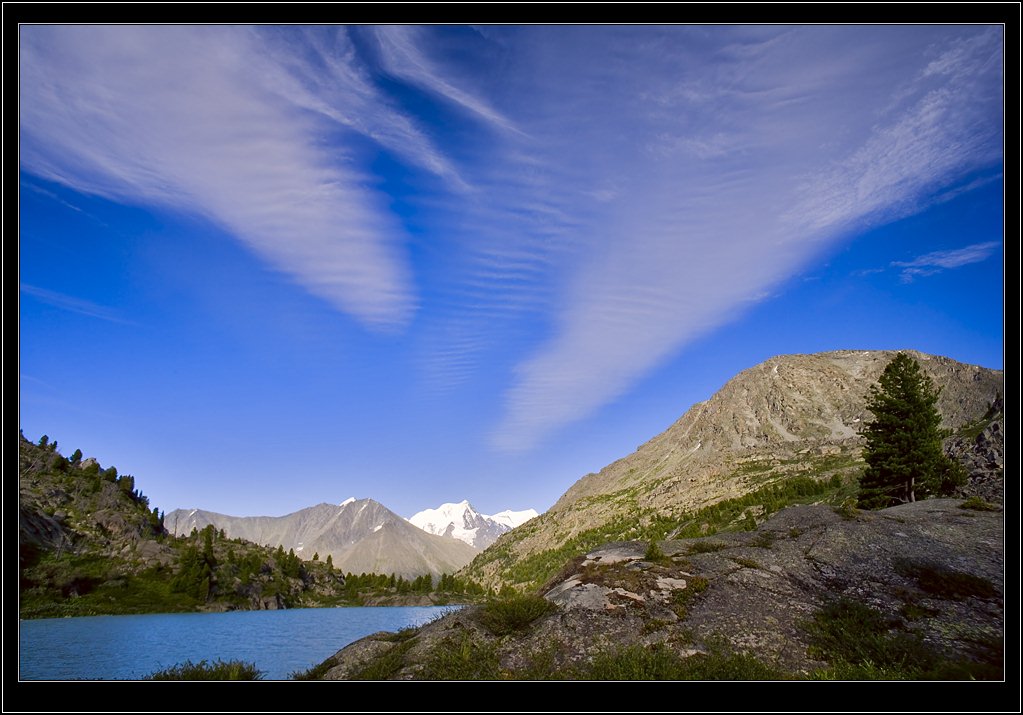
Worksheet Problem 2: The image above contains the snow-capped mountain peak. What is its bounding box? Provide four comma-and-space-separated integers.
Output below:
408, 501, 539, 550
488, 508, 539, 529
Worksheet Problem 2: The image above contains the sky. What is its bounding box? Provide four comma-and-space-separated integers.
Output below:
18, 24, 1005, 520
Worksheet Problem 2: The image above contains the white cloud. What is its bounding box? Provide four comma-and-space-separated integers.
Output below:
21, 284, 135, 325
19, 25, 417, 330
486, 26, 1003, 451
370, 25, 521, 135
893, 241, 1001, 282
17, 25, 1004, 450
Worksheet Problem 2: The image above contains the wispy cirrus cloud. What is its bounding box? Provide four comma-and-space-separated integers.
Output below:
370, 25, 521, 135
21, 284, 136, 325
18, 25, 1004, 455
892, 241, 1001, 282
19, 25, 420, 330
482, 25, 1003, 451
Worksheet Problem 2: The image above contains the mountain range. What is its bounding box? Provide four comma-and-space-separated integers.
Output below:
164, 497, 533, 579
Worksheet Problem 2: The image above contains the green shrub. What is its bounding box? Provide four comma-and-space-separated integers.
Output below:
688, 541, 727, 554
644, 540, 671, 564
893, 558, 998, 600
833, 497, 859, 520
477, 594, 556, 636
147, 659, 263, 680
959, 496, 999, 511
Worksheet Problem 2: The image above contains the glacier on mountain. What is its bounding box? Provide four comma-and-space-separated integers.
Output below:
408, 500, 538, 550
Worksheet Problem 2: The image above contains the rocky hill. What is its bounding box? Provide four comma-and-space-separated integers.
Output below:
18, 433, 349, 617
461, 350, 1003, 592
166, 499, 478, 580
306, 498, 1004, 681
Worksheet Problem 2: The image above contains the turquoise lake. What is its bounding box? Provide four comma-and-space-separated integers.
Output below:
19, 605, 462, 681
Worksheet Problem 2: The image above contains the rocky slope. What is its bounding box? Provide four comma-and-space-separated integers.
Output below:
408, 501, 539, 549
461, 350, 1003, 592
166, 499, 478, 580
309, 498, 1003, 681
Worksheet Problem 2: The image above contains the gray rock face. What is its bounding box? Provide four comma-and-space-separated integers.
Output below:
313, 499, 1003, 679
165, 499, 478, 580
462, 350, 1003, 591
946, 393, 1005, 504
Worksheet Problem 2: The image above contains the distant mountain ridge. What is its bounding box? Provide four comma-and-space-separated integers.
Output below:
165, 498, 477, 580
408, 501, 538, 549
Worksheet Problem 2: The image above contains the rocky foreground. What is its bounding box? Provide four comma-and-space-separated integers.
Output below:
308, 498, 1003, 680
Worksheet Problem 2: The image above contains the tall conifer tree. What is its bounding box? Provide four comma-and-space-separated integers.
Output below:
857, 353, 967, 509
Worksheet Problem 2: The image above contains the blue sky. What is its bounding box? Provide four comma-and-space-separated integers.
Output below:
19, 25, 1004, 519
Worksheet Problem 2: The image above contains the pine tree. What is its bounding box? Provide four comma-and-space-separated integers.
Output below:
857, 352, 967, 509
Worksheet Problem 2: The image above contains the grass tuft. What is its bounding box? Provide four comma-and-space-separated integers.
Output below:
147, 659, 263, 680
417, 631, 500, 680
688, 541, 727, 554
580, 643, 784, 681
291, 655, 338, 680
959, 496, 999, 512
350, 640, 416, 680
477, 594, 556, 636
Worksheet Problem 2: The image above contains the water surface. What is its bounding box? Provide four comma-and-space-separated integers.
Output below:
20, 605, 460, 681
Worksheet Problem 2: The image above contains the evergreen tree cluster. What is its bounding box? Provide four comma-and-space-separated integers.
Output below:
172, 526, 218, 600
340, 570, 485, 600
